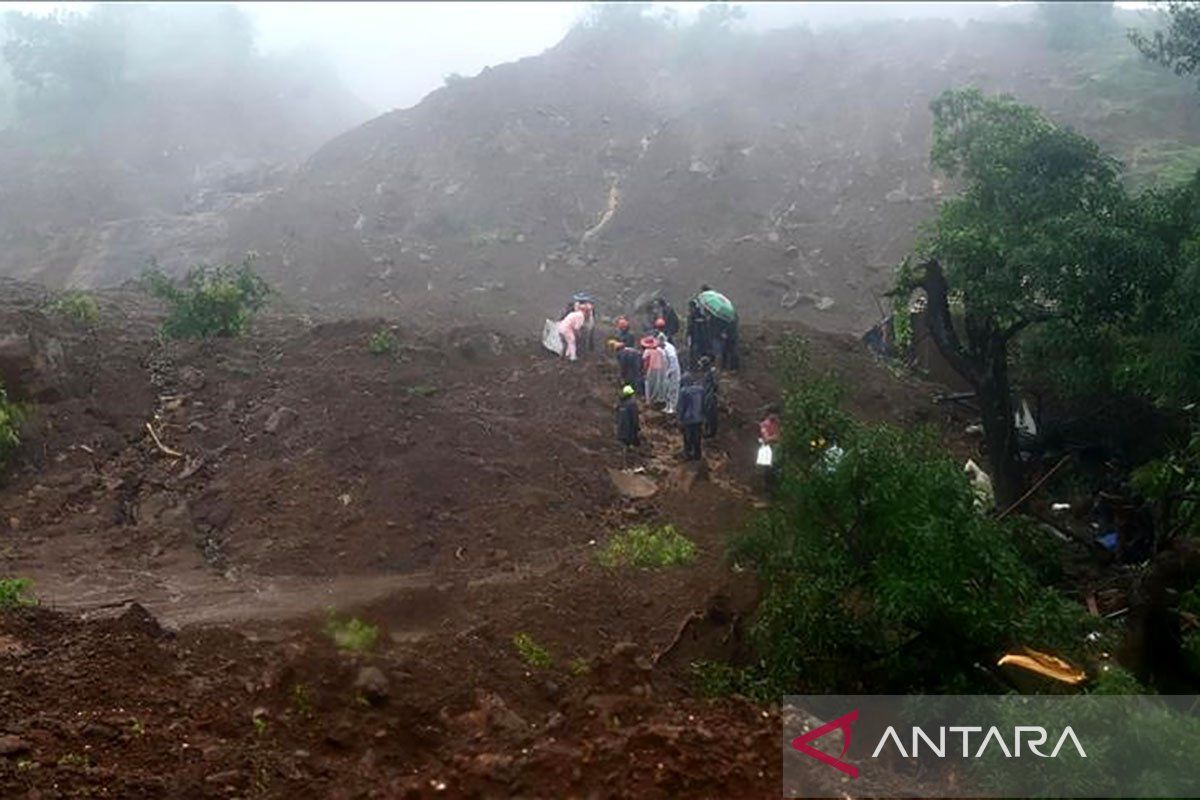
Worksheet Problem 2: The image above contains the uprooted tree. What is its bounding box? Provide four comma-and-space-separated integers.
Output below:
893, 88, 1167, 507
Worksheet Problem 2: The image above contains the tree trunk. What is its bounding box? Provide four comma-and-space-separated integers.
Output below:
976, 341, 1023, 508
909, 259, 1024, 508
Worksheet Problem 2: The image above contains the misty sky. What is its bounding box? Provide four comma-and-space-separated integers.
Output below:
0, 2, 1155, 114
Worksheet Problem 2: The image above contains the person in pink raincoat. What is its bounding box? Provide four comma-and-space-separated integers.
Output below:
558, 308, 586, 361
641, 335, 668, 406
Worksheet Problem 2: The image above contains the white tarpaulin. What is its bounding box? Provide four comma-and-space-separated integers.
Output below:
542, 319, 563, 355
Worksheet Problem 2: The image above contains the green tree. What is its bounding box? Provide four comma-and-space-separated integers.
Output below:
733, 338, 1088, 694
1130, 1, 1200, 87
142, 257, 270, 339
893, 88, 1167, 506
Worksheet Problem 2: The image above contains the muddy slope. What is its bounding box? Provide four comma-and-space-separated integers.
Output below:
224, 15, 1200, 333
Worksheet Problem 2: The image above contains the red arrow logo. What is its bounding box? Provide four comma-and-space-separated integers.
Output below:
790, 709, 860, 779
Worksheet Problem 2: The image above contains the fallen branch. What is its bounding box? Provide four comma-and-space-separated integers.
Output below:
145, 422, 183, 458
996, 454, 1071, 520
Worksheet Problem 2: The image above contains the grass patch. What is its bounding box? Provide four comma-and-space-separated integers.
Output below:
367, 328, 398, 356
597, 524, 697, 569
512, 632, 552, 669
0, 382, 25, 468
46, 290, 100, 325
0, 578, 35, 609
407, 384, 439, 398
325, 610, 379, 652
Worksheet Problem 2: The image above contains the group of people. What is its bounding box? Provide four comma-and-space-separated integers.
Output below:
608, 294, 722, 462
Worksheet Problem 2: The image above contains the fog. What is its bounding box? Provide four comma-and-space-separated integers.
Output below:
0, 2, 1153, 116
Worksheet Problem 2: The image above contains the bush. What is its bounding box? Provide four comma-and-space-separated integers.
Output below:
0, 578, 35, 609
142, 257, 269, 339
731, 336, 1090, 694
367, 328, 398, 356
0, 382, 25, 468
325, 610, 378, 652
597, 524, 697, 569
46, 290, 100, 325
512, 632, 552, 669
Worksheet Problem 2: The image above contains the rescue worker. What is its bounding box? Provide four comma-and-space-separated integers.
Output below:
757, 406, 782, 496
579, 299, 596, 356
698, 355, 719, 437
615, 341, 645, 396
616, 384, 641, 448
660, 332, 681, 415
557, 306, 586, 362
615, 316, 636, 348
654, 298, 681, 343
677, 377, 706, 461
686, 298, 710, 370
641, 335, 668, 406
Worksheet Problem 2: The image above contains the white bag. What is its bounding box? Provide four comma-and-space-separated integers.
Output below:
542, 319, 563, 355
756, 442, 774, 467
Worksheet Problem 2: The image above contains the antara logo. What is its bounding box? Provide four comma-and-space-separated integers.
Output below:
791, 709, 861, 779
791, 710, 1088, 779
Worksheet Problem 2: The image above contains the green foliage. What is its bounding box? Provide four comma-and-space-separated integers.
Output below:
731, 338, 1089, 694
325, 610, 379, 652
142, 257, 269, 339
689, 660, 775, 703
0, 381, 24, 468
0, 577, 34, 609
1130, 1, 1200, 88
406, 384, 439, 398
512, 632, 552, 669
46, 290, 99, 325
597, 524, 697, 569
567, 656, 591, 677
916, 87, 1162, 334
367, 328, 398, 356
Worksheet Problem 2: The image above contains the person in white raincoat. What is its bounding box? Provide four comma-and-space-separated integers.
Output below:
659, 332, 681, 414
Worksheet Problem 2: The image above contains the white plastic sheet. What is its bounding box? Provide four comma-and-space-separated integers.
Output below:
542, 319, 563, 355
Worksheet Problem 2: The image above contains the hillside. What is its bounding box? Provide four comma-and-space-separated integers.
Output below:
210, 11, 1200, 333
0, 5, 371, 289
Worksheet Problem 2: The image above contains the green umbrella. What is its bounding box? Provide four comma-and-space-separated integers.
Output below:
697, 290, 736, 322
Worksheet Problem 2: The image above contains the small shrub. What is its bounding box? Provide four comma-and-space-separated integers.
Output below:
47, 290, 100, 325
512, 632, 552, 669
568, 656, 591, 677
0, 578, 35, 609
142, 256, 270, 339
407, 384, 439, 398
289, 683, 314, 716
689, 660, 774, 703
597, 524, 696, 569
325, 610, 379, 652
0, 382, 25, 468
367, 328, 398, 356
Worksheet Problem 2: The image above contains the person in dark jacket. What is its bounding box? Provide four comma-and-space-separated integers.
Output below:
677, 379, 706, 461
698, 356, 719, 437
713, 316, 740, 371
616, 385, 641, 448
647, 298, 680, 343
686, 299, 710, 370
614, 316, 636, 348
615, 342, 645, 395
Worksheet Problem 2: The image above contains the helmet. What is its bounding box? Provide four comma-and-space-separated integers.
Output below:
621, 385, 635, 398
616, 316, 629, 330
654, 317, 666, 330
